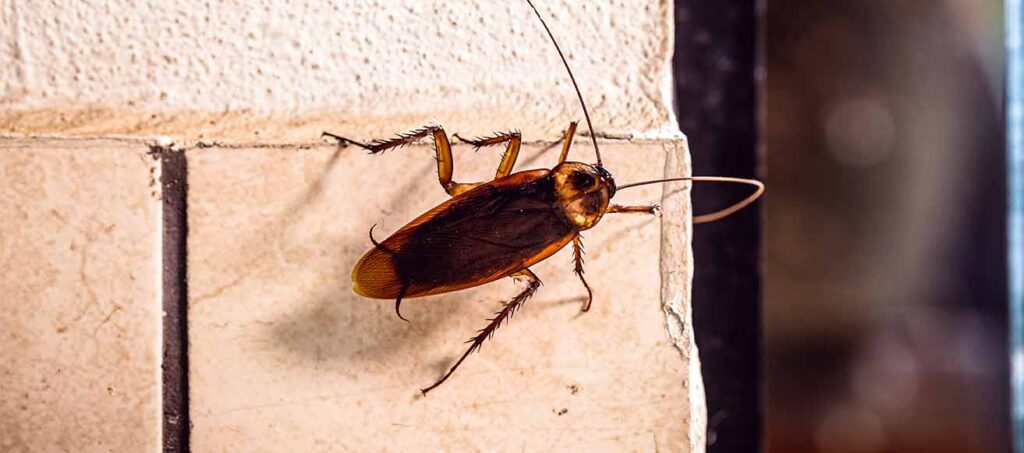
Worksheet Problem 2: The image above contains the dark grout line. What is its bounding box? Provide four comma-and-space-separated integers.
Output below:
157, 146, 190, 453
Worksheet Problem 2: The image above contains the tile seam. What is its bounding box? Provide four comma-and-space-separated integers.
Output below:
157, 145, 190, 453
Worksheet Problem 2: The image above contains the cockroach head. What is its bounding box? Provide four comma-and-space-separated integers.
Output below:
552, 162, 616, 230
595, 165, 616, 198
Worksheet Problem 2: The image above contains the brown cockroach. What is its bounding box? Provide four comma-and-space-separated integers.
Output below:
322, 0, 764, 395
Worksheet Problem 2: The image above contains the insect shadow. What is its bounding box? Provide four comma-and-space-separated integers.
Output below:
259, 145, 684, 373
265, 146, 526, 368
268, 283, 469, 368
265, 149, 433, 364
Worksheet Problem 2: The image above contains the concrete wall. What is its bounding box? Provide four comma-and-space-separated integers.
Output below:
1, 0, 678, 142
0, 1, 703, 451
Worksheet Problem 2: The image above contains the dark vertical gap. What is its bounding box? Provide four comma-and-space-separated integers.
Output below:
673, 0, 763, 451
157, 146, 190, 453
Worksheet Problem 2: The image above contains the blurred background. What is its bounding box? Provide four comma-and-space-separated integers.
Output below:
766, 1, 1007, 451
678, 0, 1009, 451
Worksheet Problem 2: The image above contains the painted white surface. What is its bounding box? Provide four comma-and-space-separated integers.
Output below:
0, 0, 678, 142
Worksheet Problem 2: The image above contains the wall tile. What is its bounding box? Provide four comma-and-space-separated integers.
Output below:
188, 139, 701, 451
0, 139, 161, 452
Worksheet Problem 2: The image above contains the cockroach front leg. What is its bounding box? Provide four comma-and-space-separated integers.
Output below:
420, 269, 541, 395
322, 125, 478, 197
572, 236, 594, 312
453, 130, 522, 178
607, 204, 660, 215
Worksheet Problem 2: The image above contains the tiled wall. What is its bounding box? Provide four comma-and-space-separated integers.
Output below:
0, 137, 701, 451
0, 139, 162, 451
186, 140, 698, 451
0, 1, 703, 451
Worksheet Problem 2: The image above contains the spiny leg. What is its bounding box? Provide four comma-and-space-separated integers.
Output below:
321, 126, 435, 153
453, 130, 522, 178
572, 236, 594, 312
420, 269, 542, 395
557, 121, 578, 164
607, 204, 660, 215
322, 125, 476, 197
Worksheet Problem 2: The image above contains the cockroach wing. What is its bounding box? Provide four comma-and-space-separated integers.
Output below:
352, 169, 576, 299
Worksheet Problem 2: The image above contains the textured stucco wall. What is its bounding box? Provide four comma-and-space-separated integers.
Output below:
1, 0, 679, 142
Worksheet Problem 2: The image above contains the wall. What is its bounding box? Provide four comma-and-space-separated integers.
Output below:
0, 0, 702, 451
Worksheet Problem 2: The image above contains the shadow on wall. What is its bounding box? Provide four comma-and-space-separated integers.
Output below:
258, 148, 459, 372
255, 143, 646, 386
767, 0, 1008, 452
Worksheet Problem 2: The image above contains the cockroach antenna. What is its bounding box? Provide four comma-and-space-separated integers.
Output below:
617, 176, 766, 223
525, 0, 603, 167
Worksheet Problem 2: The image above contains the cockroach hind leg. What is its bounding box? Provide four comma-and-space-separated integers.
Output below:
420, 269, 541, 395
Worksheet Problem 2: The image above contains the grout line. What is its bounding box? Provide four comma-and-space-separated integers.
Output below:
0, 133, 685, 151
156, 145, 190, 453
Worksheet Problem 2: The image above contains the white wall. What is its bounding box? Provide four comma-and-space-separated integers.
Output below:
1, 0, 679, 142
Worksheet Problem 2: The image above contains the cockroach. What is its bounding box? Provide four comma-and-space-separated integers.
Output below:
322, 0, 764, 395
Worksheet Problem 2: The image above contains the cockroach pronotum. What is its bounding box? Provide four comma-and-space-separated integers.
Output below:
322, 0, 764, 395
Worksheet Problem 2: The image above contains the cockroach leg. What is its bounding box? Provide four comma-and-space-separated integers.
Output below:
557, 121, 578, 164
607, 204, 660, 215
420, 269, 542, 395
452, 130, 520, 150
322, 126, 437, 154
572, 236, 594, 312
453, 131, 523, 178
446, 182, 482, 197
324, 125, 484, 197
320, 131, 373, 149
